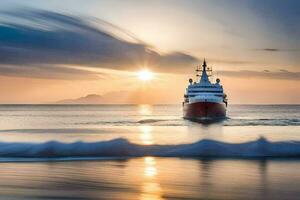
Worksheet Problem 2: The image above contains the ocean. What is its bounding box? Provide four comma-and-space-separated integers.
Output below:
0, 104, 299, 199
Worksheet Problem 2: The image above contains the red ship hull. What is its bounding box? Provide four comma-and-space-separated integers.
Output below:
183, 101, 226, 119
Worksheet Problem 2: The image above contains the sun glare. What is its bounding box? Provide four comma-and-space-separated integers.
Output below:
138, 70, 154, 81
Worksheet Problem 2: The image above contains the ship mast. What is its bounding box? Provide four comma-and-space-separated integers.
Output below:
196, 59, 211, 84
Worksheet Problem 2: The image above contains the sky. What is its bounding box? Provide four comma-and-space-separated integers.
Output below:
0, 0, 299, 104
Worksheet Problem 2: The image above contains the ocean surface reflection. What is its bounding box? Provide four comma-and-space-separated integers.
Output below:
0, 104, 298, 144
138, 104, 153, 116
0, 158, 299, 200
0, 105, 298, 199
141, 157, 163, 200
139, 126, 154, 145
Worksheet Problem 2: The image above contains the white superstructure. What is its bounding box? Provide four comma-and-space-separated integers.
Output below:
184, 60, 227, 105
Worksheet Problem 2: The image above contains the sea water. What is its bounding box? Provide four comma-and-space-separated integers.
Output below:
0, 104, 299, 199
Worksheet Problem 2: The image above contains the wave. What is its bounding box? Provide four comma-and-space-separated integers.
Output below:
224, 118, 300, 126
0, 137, 299, 161
74, 118, 182, 126
0, 128, 108, 134
72, 118, 300, 127
137, 119, 170, 124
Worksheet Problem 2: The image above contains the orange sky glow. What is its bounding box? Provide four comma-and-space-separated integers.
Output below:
0, 0, 298, 104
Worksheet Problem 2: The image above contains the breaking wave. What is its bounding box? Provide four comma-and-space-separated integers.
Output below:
0, 137, 299, 161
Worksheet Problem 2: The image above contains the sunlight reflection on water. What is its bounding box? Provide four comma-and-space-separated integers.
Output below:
0, 158, 299, 199
139, 125, 154, 145
141, 157, 163, 200
138, 104, 153, 116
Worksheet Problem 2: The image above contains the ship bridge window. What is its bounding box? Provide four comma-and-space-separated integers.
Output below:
191, 86, 219, 88
188, 91, 223, 93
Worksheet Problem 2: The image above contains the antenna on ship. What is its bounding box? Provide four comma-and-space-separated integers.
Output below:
203, 58, 212, 77
199, 58, 211, 84
195, 64, 201, 82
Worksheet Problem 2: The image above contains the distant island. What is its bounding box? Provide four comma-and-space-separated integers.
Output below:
56, 90, 175, 104
56, 91, 133, 104
57, 94, 106, 104
56, 89, 180, 104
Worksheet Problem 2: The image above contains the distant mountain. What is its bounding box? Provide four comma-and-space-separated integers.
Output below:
56, 89, 181, 104
57, 94, 104, 104
56, 91, 132, 104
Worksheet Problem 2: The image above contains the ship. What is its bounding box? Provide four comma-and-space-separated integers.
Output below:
183, 59, 227, 120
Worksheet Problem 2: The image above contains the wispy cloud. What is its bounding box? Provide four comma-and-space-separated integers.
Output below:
0, 64, 102, 80
261, 48, 280, 52
208, 58, 253, 65
0, 9, 198, 79
219, 70, 300, 80
253, 48, 300, 52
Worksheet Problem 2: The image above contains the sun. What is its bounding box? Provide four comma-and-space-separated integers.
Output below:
138, 70, 154, 81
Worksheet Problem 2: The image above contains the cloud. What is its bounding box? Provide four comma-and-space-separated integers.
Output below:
0, 9, 198, 79
253, 48, 300, 52
208, 58, 253, 65
0, 64, 102, 80
261, 48, 280, 52
219, 70, 300, 80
